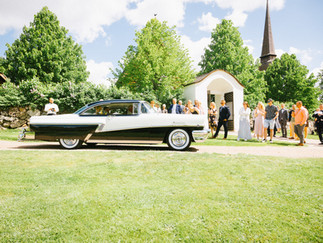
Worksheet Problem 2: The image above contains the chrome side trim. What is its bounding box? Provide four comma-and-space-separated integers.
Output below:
84, 133, 93, 142
192, 130, 210, 142
86, 139, 163, 144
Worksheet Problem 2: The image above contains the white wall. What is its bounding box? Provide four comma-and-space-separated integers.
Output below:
183, 70, 244, 132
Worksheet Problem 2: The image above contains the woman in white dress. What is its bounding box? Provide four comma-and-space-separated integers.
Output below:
237, 101, 252, 141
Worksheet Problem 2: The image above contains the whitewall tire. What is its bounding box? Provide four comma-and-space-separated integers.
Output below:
167, 129, 191, 151
59, 139, 83, 149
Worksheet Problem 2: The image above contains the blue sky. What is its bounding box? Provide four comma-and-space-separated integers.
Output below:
0, 0, 322, 86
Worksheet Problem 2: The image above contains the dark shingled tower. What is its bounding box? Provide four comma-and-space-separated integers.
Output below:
260, 0, 277, 71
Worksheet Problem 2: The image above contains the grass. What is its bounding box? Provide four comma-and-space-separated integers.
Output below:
0, 128, 35, 141
0, 150, 322, 242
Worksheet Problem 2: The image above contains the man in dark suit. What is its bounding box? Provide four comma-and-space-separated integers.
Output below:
168, 98, 182, 114
278, 103, 289, 138
213, 100, 231, 139
313, 103, 323, 144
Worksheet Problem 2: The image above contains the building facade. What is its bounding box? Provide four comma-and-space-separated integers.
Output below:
184, 69, 244, 131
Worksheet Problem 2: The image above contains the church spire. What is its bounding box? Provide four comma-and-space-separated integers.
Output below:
260, 0, 277, 71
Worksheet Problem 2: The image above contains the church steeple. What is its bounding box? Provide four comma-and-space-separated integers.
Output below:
260, 0, 276, 71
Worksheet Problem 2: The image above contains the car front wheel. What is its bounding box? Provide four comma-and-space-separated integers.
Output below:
167, 129, 191, 151
59, 138, 83, 149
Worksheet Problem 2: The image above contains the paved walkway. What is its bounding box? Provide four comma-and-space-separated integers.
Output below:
0, 137, 322, 159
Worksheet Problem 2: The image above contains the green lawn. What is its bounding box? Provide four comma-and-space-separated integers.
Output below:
0, 150, 322, 242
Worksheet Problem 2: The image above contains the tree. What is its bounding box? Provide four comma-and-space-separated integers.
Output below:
264, 53, 320, 112
4, 6, 88, 84
317, 69, 323, 102
113, 18, 195, 104
0, 57, 6, 74
199, 19, 267, 108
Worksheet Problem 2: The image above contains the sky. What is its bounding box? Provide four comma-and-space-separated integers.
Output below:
0, 0, 322, 86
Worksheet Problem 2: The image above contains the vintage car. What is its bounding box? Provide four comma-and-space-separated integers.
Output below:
29, 100, 209, 150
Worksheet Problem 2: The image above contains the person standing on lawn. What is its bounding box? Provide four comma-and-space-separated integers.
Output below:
168, 98, 182, 114
44, 98, 59, 115
278, 103, 289, 138
208, 102, 217, 137
289, 104, 297, 139
213, 100, 231, 139
294, 101, 307, 146
263, 98, 278, 143
237, 101, 252, 141
254, 102, 265, 141
178, 100, 185, 114
312, 104, 323, 144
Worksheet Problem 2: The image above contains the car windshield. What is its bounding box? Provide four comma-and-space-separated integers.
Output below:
141, 101, 156, 114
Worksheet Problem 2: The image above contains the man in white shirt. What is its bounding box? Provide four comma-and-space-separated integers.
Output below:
44, 98, 59, 115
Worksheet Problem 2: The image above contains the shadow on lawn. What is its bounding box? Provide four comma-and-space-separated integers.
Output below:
16, 143, 199, 152
203, 137, 297, 147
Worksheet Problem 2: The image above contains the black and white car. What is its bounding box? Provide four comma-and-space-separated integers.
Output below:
29, 100, 209, 150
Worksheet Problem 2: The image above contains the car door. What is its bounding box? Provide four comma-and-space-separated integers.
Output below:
92, 102, 151, 142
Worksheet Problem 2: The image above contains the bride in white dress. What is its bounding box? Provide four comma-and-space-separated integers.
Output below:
237, 101, 252, 141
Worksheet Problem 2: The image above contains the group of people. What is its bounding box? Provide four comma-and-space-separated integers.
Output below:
206, 98, 323, 146
236, 99, 322, 146
150, 98, 205, 115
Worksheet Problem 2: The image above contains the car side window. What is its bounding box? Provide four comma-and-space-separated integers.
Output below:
109, 103, 138, 116
81, 103, 139, 116
81, 106, 106, 116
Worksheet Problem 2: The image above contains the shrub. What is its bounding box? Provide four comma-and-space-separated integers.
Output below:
0, 80, 168, 113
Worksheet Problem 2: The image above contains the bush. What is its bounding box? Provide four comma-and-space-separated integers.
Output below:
0, 80, 169, 113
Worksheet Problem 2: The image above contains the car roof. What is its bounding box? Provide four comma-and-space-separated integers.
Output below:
87, 99, 143, 106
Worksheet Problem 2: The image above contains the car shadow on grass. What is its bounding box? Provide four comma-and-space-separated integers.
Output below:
16, 143, 199, 152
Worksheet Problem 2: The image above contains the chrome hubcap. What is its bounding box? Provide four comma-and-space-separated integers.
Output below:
63, 139, 78, 146
171, 132, 187, 147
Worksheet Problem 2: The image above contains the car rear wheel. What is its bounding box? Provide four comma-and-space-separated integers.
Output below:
59, 138, 83, 149
167, 129, 191, 151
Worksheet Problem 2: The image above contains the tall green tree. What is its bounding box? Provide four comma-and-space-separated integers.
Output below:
264, 53, 319, 112
0, 57, 6, 74
113, 18, 195, 104
199, 19, 267, 108
317, 69, 323, 102
4, 6, 88, 84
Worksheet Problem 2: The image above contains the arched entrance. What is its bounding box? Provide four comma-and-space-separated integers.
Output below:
184, 70, 244, 131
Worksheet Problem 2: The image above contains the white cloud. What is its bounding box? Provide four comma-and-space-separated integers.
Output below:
276, 47, 314, 66
105, 36, 112, 47
86, 60, 114, 86
181, 35, 211, 71
243, 40, 254, 56
225, 9, 248, 27
288, 47, 312, 65
214, 0, 285, 12
310, 62, 323, 77
209, 0, 286, 27
275, 49, 285, 59
125, 0, 186, 27
197, 12, 220, 32
0, 0, 131, 43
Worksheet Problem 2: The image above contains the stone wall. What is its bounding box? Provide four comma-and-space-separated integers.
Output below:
0, 107, 41, 129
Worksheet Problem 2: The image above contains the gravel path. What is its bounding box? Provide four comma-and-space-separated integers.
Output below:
0, 138, 322, 158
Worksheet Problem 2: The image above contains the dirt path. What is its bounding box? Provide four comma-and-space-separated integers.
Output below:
0, 139, 322, 158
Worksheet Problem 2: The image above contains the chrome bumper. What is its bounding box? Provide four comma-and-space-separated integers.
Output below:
192, 129, 210, 142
